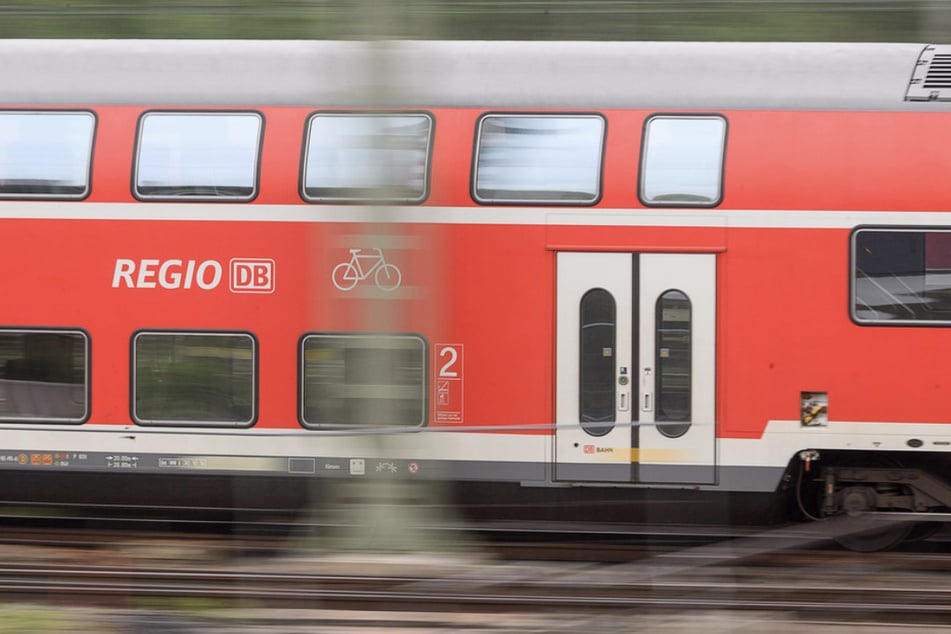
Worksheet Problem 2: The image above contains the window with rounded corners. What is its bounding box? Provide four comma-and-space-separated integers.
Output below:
0, 329, 89, 423
474, 114, 605, 205
640, 115, 726, 207
852, 227, 951, 325
301, 112, 433, 204
579, 288, 616, 436
134, 111, 263, 201
299, 333, 428, 428
132, 331, 256, 427
0, 111, 95, 199
655, 289, 691, 438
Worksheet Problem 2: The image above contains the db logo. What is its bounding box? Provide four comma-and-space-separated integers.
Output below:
583, 445, 595, 454
230, 259, 275, 294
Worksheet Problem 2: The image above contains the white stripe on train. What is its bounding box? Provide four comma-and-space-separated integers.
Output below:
2, 202, 951, 228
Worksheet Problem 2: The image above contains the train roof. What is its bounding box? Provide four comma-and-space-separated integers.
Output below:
1, 39, 948, 111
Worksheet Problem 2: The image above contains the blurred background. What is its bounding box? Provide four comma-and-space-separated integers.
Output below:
1, 0, 950, 42
1, 3, 949, 632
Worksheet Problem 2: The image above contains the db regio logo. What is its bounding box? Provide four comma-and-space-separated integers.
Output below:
229, 259, 275, 294
112, 258, 275, 294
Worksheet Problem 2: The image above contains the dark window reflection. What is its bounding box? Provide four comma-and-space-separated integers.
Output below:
300, 334, 427, 427
134, 332, 255, 426
475, 115, 604, 204
303, 114, 432, 203
0, 330, 87, 422
656, 290, 691, 438
0, 111, 95, 198
854, 229, 951, 323
580, 288, 616, 436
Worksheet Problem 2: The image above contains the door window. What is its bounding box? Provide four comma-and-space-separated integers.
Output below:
579, 288, 616, 436
655, 289, 691, 438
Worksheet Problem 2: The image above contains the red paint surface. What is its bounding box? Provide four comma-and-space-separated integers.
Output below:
4, 105, 951, 440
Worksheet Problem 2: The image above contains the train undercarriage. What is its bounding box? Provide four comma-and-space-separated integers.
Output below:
793, 450, 951, 551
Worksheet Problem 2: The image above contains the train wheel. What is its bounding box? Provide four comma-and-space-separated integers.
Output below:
813, 459, 927, 552
904, 522, 943, 543
834, 521, 913, 552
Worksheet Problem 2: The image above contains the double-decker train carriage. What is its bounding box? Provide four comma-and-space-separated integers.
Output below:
3, 40, 951, 546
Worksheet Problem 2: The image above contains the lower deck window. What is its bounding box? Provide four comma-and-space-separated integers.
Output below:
0, 329, 88, 422
300, 333, 427, 427
133, 331, 256, 426
852, 228, 951, 324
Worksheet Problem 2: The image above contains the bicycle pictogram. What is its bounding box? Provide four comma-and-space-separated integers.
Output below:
331, 248, 402, 291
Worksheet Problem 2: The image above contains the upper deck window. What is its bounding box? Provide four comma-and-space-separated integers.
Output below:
473, 114, 605, 205
302, 113, 433, 204
0, 111, 95, 199
852, 228, 951, 325
640, 115, 726, 207
134, 112, 262, 201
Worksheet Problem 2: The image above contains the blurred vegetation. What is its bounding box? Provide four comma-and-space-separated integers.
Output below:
0, 1, 950, 41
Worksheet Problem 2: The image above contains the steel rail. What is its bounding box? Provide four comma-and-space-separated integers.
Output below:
0, 562, 947, 615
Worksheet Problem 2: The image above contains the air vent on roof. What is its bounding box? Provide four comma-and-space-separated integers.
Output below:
906, 45, 951, 101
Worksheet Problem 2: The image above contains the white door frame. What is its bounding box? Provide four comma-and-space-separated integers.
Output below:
554, 252, 716, 484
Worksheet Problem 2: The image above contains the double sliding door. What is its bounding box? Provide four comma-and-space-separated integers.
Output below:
555, 252, 716, 484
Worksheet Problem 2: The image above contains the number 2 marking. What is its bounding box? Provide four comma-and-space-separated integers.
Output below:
438, 346, 459, 377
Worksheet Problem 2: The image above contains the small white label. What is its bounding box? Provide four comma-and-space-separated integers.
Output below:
349, 458, 366, 476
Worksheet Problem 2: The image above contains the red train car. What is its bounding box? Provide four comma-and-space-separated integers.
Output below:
2, 40, 951, 546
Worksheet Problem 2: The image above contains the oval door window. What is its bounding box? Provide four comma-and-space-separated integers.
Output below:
656, 289, 691, 438
579, 288, 616, 436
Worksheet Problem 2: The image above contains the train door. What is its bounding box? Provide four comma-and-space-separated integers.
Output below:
554, 252, 716, 484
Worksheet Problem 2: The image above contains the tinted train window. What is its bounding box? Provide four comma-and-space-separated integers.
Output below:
132, 332, 256, 426
0, 330, 88, 423
656, 290, 691, 438
300, 333, 427, 428
579, 288, 616, 436
0, 111, 95, 199
640, 115, 726, 207
134, 112, 262, 201
473, 114, 605, 204
852, 228, 951, 324
302, 113, 433, 203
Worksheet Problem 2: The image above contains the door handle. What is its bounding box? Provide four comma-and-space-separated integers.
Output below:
618, 369, 630, 412
641, 367, 654, 412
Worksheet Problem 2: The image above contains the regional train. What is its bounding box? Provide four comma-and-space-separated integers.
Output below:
2, 39, 951, 549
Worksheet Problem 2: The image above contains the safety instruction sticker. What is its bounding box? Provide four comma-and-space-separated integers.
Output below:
434, 344, 464, 423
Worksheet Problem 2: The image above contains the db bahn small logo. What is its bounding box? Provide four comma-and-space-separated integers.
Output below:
230, 259, 275, 294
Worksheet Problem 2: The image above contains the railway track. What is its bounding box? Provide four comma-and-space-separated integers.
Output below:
0, 550, 948, 627
0, 518, 946, 627
0, 510, 947, 631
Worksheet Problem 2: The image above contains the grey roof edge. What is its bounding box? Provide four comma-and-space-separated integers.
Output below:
0, 40, 939, 111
